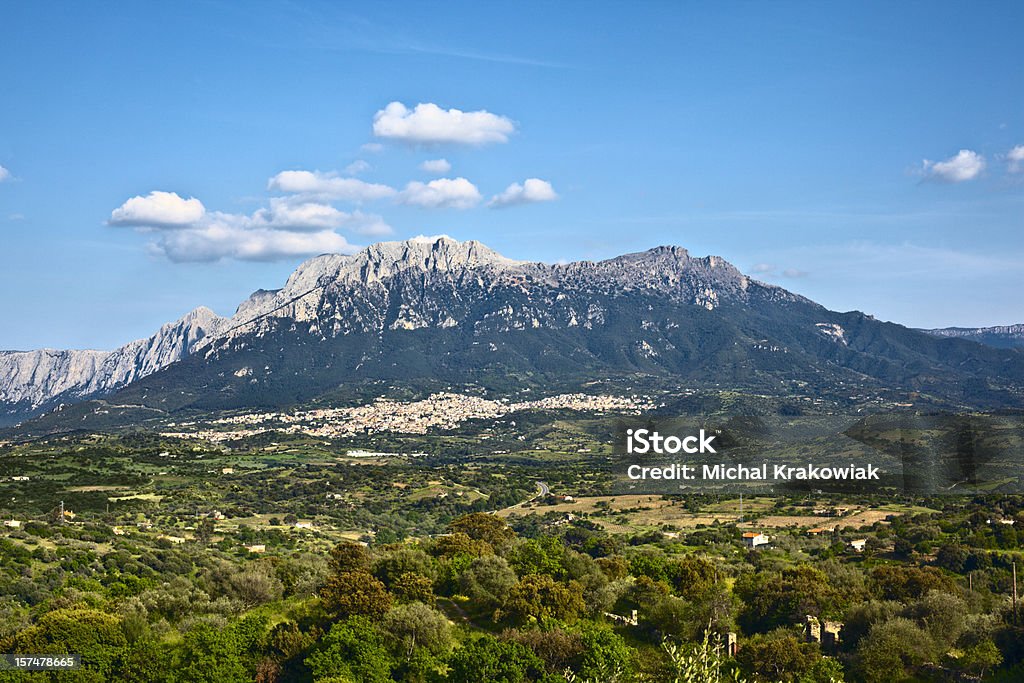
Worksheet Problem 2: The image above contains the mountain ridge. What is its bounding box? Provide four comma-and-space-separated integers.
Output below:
2, 236, 1022, 429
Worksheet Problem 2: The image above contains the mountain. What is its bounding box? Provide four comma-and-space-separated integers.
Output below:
0, 307, 225, 426
921, 324, 1024, 350
4, 237, 1024, 431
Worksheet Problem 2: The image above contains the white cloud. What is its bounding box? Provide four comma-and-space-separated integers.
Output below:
345, 160, 371, 176
921, 149, 985, 182
749, 263, 775, 275
360, 142, 384, 154
245, 198, 352, 232
267, 170, 395, 201
110, 191, 393, 262
1006, 145, 1024, 173
153, 223, 358, 263
399, 177, 482, 209
109, 191, 206, 227
488, 178, 558, 208
373, 102, 515, 145
0, 165, 10, 182
420, 158, 452, 174
344, 211, 393, 236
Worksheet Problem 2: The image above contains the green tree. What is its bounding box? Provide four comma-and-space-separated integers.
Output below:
321, 571, 392, 618
329, 541, 371, 574
381, 602, 452, 657
575, 620, 634, 681
447, 635, 546, 683
735, 629, 819, 682
391, 572, 437, 606
856, 617, 936, 683
461, 555, 518, 610
449, 513, 515, 547
177, 623, 250, 683
500, 574, 586, 625
305, 616, 395, 683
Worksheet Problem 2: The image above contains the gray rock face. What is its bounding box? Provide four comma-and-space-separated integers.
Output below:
2, 237, 772, 420
207, 236, 799, 342
9, 236, 1016, 427
921, 324, 1024, 350
0, 306, 225, 410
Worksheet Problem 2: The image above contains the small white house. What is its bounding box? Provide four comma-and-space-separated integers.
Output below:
849, 539, 868, 552
3, 520, 21, 529
294, 521, 314, 529
742, 532, 770, 548
245, 544, 266, 553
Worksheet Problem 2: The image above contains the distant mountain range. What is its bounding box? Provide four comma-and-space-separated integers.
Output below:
2, 237, 1022, 430
920, 324, 1024, 350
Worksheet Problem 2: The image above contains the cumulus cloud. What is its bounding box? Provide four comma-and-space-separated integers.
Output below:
373, 102, 516, 145
399, 177, 482, 209
343, 211, 393, 236
1006, 145, 1024, 173
0, 165, 10, 182
109, 190, 394, 262
245, 198, 353, 232
921, 149, 985, 182
267, 170, 395, 201
488, 178, 558, 208
109, 191, 206, 228
344, 160, 371, 176
420, 158, 452, 174
153, 223, 358, 263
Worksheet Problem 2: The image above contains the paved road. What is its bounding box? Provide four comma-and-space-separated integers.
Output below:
536, 481, 550, 497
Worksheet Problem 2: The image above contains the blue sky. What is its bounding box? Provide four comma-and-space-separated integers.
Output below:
1, 1, 1022, 350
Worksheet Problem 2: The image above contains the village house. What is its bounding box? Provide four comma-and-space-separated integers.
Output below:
3, 520, 21, 529
742, 532, 770, 548
848, 538, 867, 552
245, 544, 266, 553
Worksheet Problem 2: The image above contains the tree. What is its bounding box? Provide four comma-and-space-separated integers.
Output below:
177, 623, 250, 683
329, 541, 371, 574
321, 571, 392, 618
381, 602, 452, 657
373, 547, 436, 587
5, 607, 128, 679
735, 630, 819, 682
575, 620, 634, 681
960, 639, 1002, 677
503, 627, 584, 674
227, 564, 284, 608
856, 617, 936, 683
305, 616, 395, 683
447, 635, 546, 683
500, 574, 586, 625
449, 513, 515, 549
391, 572, 436, 605
195, 519, 215, 544
869, 565, 953, 602
461, 555, 518, 610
